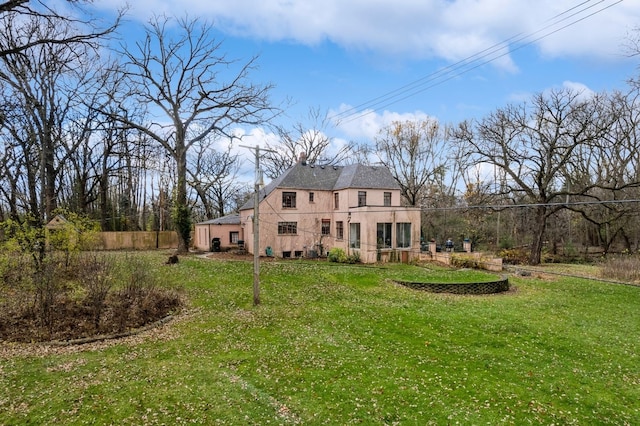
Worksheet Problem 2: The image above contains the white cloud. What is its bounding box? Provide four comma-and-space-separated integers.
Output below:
228, 127, 279, 158
96, 0, 639, 71
330, 104, 434, 140
507, 80, 596, 106
560, 81, 596, 100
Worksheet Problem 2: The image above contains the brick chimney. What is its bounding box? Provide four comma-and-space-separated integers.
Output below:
298, 152, 307, 166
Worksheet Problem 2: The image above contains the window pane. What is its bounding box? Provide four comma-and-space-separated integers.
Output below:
321, 219, 330, 235
396, 223, 411, 248
336, 221, 344, 239
376, 223, 392, 248
349, 223, 360, 248
358, 191, 366, 207
278, 221, 297, 235
384, 192, 391, 206
282, 192, 296, 208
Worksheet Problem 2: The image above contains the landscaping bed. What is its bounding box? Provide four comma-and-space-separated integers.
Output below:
394, 275, 509, 294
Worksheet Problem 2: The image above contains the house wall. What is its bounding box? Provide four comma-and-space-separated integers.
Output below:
243, 188, 339, 258
346, 205, 421, 263
240, 187, 421, 263
193, 223, 243, 251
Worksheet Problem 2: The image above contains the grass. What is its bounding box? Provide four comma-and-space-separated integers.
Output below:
1, 253, 639, 425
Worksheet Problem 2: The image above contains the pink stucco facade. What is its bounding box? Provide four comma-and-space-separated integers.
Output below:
236, 162, 422, 263
193, 215, 243, 252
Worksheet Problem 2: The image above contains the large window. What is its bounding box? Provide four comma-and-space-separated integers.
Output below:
349, 223, 360, 248
384, 192, 391, 207
358, 191, 367, 207
377, 223, 392, 248
396, 223, 412, 248
321, 219, 331, 236
282, 191, 296, 208
336, 221, 344, 240
278, 221, 297, 235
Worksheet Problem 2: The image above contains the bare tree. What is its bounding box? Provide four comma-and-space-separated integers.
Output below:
262, 108, 354, 179
452, 89, 613, 264
0, 1, 122, 59
106, 16, 277, 253
374, 118, 449, 206
0, 15, 103, 222
565, 88, 640, 253
187, 141, 243, 219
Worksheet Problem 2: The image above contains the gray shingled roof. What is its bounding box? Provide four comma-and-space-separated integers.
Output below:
197, 213, 240, 225
240, 163, 399, 210
334, 164, 398, 190
277, 163, 343, 190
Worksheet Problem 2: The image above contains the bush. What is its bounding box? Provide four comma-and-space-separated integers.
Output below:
78, 253, 114, 330
328, 248, 361, 264
497, 247, 529, 265
328, 248, 347, 263
347, 251, 361, 264
0, 252, 183, 342
451, 254, 482, 269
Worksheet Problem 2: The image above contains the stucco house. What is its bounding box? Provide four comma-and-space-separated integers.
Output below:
227, 155, 421, 264
193, 213, 242, 252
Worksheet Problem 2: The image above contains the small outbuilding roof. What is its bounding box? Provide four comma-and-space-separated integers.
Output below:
45, 214, 71, 229
196, 213, 240, 226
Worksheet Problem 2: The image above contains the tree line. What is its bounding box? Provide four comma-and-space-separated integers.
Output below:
1, 2, 639, 264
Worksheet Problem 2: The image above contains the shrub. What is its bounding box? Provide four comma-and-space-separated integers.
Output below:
451, 254, 482, 269
78, 253, 114, 331
497, 247, 529, 265
48, 209, 101, 266
0, 252, 183, 342
347, 251, 361, 264
33, 254, 67, 330
328, 247, 347, 263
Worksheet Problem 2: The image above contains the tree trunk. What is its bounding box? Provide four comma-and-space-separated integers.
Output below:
43, 133, 57, 221
529, 206, 547, 265
174, 145, 191, 254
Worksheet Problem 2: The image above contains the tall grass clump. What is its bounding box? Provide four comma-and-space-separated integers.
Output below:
600, 254, 640, 282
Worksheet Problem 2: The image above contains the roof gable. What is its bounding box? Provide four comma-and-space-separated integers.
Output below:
240, 162, 400, 210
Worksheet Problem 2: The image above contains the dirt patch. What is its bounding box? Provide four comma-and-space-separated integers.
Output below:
0, 308, 198, 359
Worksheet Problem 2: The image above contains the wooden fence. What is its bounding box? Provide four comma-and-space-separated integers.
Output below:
99, 231, 179, 250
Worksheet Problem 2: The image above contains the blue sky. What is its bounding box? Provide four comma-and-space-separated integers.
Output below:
92, 0, 640, 177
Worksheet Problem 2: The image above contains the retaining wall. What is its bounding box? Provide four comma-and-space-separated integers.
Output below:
394, 275, 510, 295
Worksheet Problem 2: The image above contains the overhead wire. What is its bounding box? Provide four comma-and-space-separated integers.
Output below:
332, 0, 625, 125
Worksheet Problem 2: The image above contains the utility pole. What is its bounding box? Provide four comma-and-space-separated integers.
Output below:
239, 145, 274, 306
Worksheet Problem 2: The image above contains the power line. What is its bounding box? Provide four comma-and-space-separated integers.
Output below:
253, 197, 640, 215
332, 0, 624, 125
333, 0, 620, 122
424, 198, 640, 212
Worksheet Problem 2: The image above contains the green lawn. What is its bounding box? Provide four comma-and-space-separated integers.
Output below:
1, 254, 639, 425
